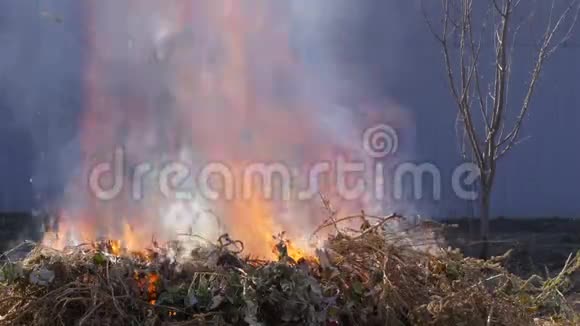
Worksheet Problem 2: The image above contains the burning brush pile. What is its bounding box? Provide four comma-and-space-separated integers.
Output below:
1, 214, 579, 326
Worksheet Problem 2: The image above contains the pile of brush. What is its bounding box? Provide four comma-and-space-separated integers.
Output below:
0, 213, 579, 326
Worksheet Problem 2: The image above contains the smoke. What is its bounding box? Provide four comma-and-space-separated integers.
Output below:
0, 0, 419, 256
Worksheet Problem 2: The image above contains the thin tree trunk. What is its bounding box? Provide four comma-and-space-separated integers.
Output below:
479, 188, 491, 259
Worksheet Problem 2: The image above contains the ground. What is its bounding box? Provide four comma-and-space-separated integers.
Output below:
2, 213, 580, 277
442, 217, 580, 277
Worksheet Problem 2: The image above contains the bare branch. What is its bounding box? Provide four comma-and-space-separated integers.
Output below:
421, 0, 445, 43
466, 4, 491, 131
492, 0, 505, 17
498, 0, 580, 158
439, 0, 486, 167
545, 0, 580, 57
500, 0, 536, 149
512, 0, 524, 12
486, 0, 511, 163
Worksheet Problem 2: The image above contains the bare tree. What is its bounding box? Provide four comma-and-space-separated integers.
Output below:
423, 0, 580, 257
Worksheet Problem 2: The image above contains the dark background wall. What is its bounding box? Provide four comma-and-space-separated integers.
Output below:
0, 0, 82, 212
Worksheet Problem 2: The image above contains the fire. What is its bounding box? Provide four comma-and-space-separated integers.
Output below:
275, 241, 315, 262
42, 1, 408, 260
147, 272, 160, 305
287, 242, 316, 263
133, 271, 160, 305
109, 240, 122, 256
227, 196, 279, 259
44, 219, 150, 256
271, 231, 317, 262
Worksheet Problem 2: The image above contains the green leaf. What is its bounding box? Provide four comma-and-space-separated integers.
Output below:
352, 281, 365, 296
93, 253, 107, 266
0, 262, 24, 283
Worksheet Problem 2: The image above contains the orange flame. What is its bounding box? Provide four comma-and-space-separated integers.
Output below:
148, 272, 160, 305
109, 240, 122, 256
42, 1, 409, 259
133, 271, 160, 305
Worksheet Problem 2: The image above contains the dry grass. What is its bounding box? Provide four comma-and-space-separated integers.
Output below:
0, 214, 578, 326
